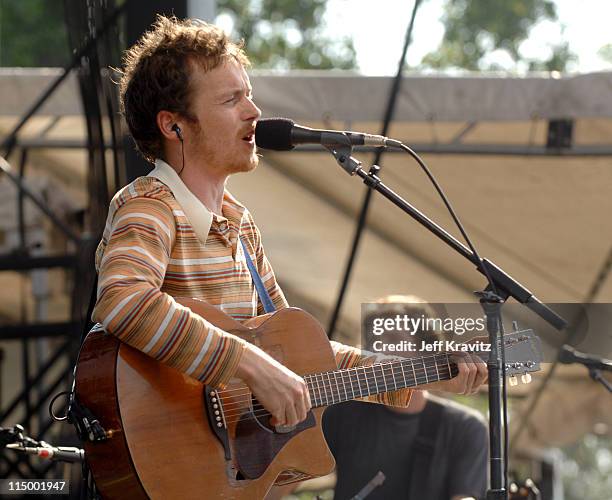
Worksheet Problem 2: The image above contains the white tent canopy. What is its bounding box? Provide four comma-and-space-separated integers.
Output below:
3, 68, 612, 120
253, 70, 612, 122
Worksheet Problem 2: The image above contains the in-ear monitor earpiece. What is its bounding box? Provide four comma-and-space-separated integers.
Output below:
172, 124, 183, 141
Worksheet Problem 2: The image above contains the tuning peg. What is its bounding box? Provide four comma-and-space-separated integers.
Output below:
521, 373, 532, 384
509, 375, 518, 386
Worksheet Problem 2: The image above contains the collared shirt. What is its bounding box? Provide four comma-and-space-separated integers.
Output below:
92, 159, 411, 405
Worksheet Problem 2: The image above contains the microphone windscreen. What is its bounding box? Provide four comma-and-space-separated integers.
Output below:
255, 118, 295, 151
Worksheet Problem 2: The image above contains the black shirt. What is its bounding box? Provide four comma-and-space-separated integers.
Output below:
322, 396, 488, 500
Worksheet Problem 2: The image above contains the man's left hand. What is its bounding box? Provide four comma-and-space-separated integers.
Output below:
424, 352, 487, 395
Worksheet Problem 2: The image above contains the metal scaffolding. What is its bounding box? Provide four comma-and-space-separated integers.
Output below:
0, 0, 125, 484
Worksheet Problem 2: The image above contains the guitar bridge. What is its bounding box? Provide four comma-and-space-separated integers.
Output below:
204, 386, 231, 461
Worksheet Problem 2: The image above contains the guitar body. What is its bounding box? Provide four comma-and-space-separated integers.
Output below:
75, 300, 337, 499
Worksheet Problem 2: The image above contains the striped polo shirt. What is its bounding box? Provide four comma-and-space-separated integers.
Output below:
92, 159, 410, 406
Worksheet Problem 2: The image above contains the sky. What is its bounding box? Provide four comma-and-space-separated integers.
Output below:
323, 0, 612, 75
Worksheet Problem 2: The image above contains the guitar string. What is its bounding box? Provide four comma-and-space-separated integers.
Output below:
219, 375, 452, 423
217, 366, 455, 421
218, 367, 487, 417
215, 350, 488, 401
215, 355, 455, 412
216, 361, 453, 412
218, 367, 454, 424
213, 351, 455, 396
215, 350, 477, 422
216, 356, 452, 406
206, 340, 500, 426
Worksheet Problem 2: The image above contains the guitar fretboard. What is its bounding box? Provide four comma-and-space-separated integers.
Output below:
303, 353, 458, 407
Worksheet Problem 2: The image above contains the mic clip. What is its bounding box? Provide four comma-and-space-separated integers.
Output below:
0, 424, 29, 448
323, 134, 362, 176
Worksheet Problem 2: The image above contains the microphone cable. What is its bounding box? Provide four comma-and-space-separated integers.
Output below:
386, 138, 509, 489
386, 139, 498, 294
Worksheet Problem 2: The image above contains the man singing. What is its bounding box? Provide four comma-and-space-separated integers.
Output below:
92, 13, 486, 477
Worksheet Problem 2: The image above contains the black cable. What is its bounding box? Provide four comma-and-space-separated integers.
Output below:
390, 140, 499, 294
503, 341, 509, 489
387, 138, 508, 488
178, 137, 185, 176
49, 391, 71, 422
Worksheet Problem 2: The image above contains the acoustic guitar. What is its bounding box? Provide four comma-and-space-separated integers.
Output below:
74, 298, 541, 499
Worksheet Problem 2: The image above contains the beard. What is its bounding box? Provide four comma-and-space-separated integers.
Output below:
232, 149, 259, 173
189, 131, 259, 176
220, 148, 259, 176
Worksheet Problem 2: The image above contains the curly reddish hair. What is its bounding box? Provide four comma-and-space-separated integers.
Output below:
119, 15, 249, 163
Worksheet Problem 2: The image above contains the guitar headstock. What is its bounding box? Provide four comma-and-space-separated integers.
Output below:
502, 329, 542, 386
509, 478, 541, 499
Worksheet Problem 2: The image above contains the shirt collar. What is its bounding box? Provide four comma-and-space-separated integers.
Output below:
148, 158, 212, 245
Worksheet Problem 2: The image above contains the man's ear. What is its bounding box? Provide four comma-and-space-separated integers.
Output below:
157, 110, 181, 141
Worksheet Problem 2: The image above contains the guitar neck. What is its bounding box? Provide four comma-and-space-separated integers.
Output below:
304, 353, 458, 408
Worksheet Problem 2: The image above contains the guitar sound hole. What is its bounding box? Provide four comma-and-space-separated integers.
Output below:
234, 411, 317, 480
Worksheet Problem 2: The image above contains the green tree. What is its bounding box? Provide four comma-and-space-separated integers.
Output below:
215, 0, 357, 70
0, 0, 357, 71
0, 0, 68, 66
598, 43, 612, 64
421, 0, 574, 72
560, 434, 612, 500
527, 40, 576, 72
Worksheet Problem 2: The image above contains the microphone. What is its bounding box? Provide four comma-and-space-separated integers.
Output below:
559, 345, 612, 372
6, 443, 85, 463
255, 117, 391, 151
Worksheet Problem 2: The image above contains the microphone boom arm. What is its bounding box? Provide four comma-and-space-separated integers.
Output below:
324, 138, 567, 331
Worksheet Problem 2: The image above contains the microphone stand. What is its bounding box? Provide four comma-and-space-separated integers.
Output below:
323, 139, 567, 500
561, 345, 612, 393
1, 424, 85, 463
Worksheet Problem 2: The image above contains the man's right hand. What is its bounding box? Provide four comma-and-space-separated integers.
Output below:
234, 344, 311, 428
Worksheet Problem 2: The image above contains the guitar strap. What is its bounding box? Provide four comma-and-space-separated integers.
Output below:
239, 237, 276, 313
408, 399, 443, 499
